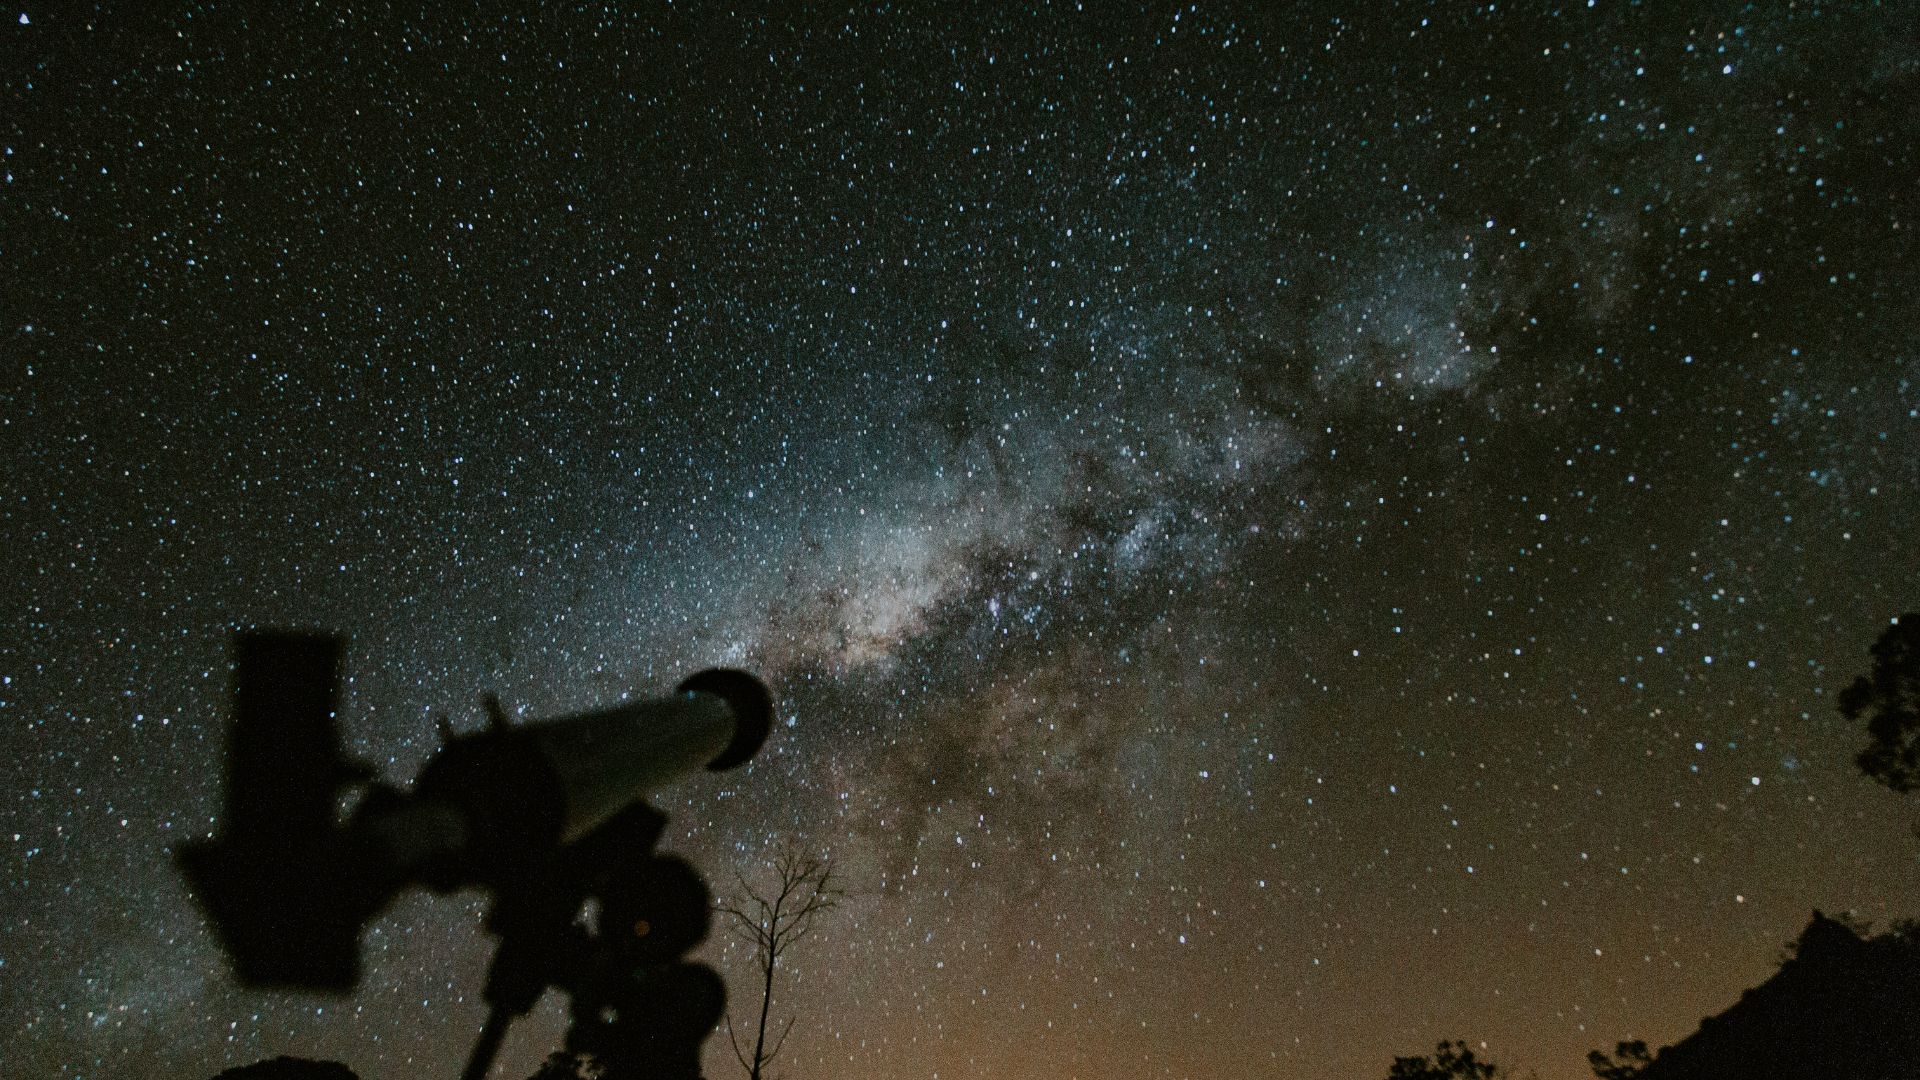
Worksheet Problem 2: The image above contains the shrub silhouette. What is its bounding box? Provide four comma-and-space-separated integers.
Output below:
211, 1058, 357, 1080
1388, 1040, 1502, 1079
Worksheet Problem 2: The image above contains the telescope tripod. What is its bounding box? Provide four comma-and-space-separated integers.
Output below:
460, 803, 726, 1080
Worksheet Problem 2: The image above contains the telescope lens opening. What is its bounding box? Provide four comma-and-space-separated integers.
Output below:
676, 669, 773, 770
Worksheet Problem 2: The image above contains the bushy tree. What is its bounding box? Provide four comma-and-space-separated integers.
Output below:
1838, 613, 1920, 793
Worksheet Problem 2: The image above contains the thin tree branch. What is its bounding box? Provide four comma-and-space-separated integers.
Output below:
764, 1014, 797, 1061
723, 1014, 752, 1074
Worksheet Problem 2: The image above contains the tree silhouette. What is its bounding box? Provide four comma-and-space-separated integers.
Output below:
526, 1050, 595, 1080
1586, 1039, 1653, 1079
1388, 1040, 1503, 1080
717, 846, 841, 1080
1839, 613, 1920, 793
210, 1059, 358, 1080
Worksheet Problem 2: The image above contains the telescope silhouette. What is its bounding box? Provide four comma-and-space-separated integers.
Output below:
179, 630, 773, 1080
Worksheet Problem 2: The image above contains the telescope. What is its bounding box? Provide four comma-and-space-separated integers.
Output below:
179, 630, 773, 1080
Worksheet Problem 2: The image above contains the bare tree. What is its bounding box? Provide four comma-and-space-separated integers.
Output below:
717, 846, 841, 1080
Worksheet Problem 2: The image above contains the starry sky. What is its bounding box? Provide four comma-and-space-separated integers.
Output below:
5, 4, 1919, 1080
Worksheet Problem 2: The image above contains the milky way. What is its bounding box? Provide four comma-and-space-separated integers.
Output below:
5, 5, 1918, 1080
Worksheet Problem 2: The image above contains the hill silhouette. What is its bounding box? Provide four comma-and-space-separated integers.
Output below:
1590, 911, 1920, 1080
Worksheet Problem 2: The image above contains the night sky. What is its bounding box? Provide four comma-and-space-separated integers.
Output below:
5, 4, 1919, 1080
